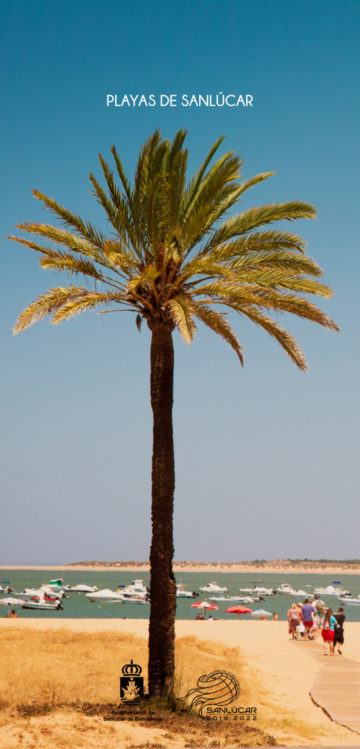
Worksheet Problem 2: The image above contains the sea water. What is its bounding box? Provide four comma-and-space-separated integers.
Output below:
1, 570, 360, 621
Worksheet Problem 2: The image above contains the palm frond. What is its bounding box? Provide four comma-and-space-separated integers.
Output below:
15, 223, 106, 264
200, 230, 308, 261
192, 303, 244, 364
236, 305, 307, 370
12, 129, 337, 370
235, 171, 275, 198
51, 290, 126, 323
14, 286, 89, 332
38, 250, 105, 280
227, 270, 332, 298
102, 240, 140, 274
201, 202, 317, 256
110, 145, 133, 205
164, 135, 188, 235
180, 136, 226, 220
194, 281, 338, 331
182, 154, 243, 249
127, 265, 161, 293
32, 190, 106, 248
167, 295, 196, 343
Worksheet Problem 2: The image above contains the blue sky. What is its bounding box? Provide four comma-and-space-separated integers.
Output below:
1, 0, 359, 563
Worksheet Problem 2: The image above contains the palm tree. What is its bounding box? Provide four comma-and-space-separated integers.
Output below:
9, 130, 338, 699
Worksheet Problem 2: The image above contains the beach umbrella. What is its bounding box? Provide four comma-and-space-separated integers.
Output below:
251, 609, 272, 617
191, 601, 218, 618
0, 597, 24, 607
225, 605, 253, 617
191, 601, 218, 609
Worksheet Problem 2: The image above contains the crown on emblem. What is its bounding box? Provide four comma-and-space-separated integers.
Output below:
122, 659, 142, 676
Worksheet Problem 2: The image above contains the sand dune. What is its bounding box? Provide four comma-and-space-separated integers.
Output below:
2, 560, 360, 574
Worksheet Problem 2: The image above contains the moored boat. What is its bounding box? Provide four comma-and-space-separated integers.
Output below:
18, 585, 65, 601
176, 583, 198, 598
22, 600, 63, 610
116, 579, 149, 601
48, 578, 64, 589
276, 583, 297, 594
240, 586, 275, 596
199, 582, 228, 594
209, 595, 260, 603
314, 585, 351, 597
86, 589, 124, 603
337, 596, 360, 605
65, 584, 99, 593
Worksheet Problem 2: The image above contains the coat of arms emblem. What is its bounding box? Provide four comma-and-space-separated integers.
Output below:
120, 659, 144, 704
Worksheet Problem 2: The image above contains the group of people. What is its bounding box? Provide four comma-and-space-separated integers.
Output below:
287, 598, 345, 655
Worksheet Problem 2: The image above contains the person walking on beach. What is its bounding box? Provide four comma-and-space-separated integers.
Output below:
333, 607, 346, 654
302, 599, 315, 640
321, 608, 337, 655
311, 600, 323, 638
288, 603, 300, 639
296, 603, 305, 638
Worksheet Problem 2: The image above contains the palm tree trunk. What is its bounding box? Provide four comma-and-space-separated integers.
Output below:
148, 320, 176, 698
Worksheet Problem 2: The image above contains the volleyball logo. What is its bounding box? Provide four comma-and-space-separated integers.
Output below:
177, 670, 240, 716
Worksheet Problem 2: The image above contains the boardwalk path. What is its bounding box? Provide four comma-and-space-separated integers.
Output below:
302, 639, 360, 735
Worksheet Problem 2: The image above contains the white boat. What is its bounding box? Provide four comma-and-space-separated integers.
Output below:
176, 583, 198, 598
117, 595, 148, 604
0, 583, 13, 595
209, 595, 259, 603
276, 583, 297, 595
66, 584, 99, 594
87, 580, 149, 604
117, 579, 148, 594
116, 579, 149, 601
22, 600, 63, 610
48, 578, 64, 589
199, 582, 228, 594
18, 585, 64, 601
86, 588, 124, 603
240, 586, 274, 596
314, 585, 351, 597
338, 596, 360, 605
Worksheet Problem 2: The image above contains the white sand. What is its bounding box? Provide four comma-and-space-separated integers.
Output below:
1, 618, 359, 745
2, 562, 360, 574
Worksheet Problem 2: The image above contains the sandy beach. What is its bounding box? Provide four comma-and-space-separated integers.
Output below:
2, 561, 360, 574
1, 618, 360, 747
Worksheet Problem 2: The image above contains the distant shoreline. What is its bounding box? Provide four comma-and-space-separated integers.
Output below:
2, 560, 360, 575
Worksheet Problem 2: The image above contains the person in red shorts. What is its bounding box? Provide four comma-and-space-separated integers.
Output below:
321, 607, 337, 655
301, 598, 315, 640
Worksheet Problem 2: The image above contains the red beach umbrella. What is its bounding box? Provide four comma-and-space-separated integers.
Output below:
191, 600, 218, 618
191, 601, 218, 609
225, 605, 253, 617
